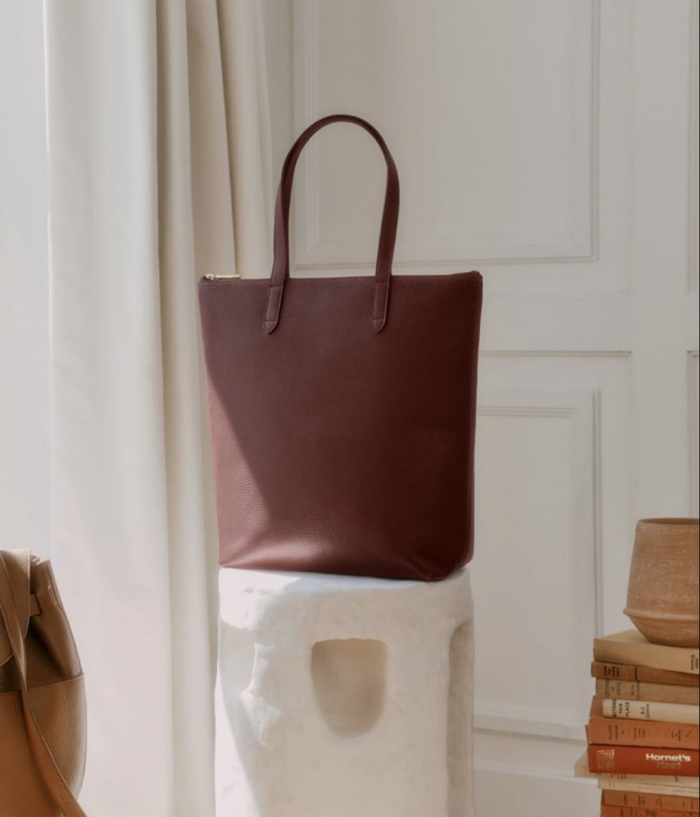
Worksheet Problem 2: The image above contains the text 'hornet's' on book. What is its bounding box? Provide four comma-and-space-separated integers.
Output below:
587, 746, 700, 777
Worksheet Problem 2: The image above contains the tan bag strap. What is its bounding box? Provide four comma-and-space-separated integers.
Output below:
0, 552, 88, 817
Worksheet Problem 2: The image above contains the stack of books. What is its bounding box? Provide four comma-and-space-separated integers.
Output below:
577, 630, 700, 817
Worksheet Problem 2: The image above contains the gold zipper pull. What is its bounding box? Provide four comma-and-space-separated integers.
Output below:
204, 274, 242, 281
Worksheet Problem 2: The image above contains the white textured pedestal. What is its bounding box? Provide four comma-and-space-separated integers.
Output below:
216, 569, 475, 817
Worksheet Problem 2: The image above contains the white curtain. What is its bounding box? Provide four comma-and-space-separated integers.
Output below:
45, 1, 272, 813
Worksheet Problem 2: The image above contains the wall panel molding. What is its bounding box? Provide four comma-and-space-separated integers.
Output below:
477, 388, 603, 635
474, 389, 602, 742
475, 702, 583, 743
293, 0, 601, 268
476, 759, 589, 785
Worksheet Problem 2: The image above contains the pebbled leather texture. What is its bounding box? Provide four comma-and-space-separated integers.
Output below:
0, 552, 87, 816
199, 116, 484, 582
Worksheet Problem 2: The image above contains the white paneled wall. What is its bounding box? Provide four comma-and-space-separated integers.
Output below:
263, 1, 700, 815
0, 0, 50, 559
1, 2, 696, 814
293, 0, 596, 267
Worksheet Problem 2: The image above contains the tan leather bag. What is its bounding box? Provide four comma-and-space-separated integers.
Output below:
0, 551, 88, 816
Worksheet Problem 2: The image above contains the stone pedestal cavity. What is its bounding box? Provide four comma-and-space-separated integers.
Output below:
216, 568, 475, 817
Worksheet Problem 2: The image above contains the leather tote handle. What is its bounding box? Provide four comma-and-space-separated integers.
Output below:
0, 552, 88, 817
265, 115, 401, 334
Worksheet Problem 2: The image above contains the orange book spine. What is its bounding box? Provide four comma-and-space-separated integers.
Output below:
603, 792, 699, 812
593, 662, 700, 688
601, 807, 694, 817
589, 746, 700, 777
589, 700, 700, 750
596, 680, 700, 706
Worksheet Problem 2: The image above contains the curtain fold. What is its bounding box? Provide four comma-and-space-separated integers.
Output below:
45, 1, 272, 813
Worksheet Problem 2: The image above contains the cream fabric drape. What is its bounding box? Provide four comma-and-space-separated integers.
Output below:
45, 1, 272, 813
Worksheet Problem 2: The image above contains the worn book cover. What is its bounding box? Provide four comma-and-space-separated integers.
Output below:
602, 780, 700, 799
601, 805, 694, 817
575, 751, 699, 785
594, 633, 700, 676
603, 789, 699, 812
589, 699, 700, 750
603, 699, 700, 727
593, 662, 700, 688
589, 745, 700, 777
597, 680, 700, 706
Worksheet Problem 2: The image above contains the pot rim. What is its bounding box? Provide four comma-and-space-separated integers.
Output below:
638, 518, 700, 527
625, 607, 700, 623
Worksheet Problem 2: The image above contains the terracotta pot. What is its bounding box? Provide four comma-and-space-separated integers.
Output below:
625, 519, 700, 648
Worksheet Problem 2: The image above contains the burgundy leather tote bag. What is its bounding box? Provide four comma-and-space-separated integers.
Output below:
199, 115, 483, 582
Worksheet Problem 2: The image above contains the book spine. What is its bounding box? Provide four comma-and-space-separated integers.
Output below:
603, 700, 700, 726
589, 713, 700, 750
592, 662, 700, 688
601, 780, 700, 798
589, 746, 700, 777
601, 807, 694, 817
597, 680, 700, 706
594, 641, 700, 676
603, 791, 699, 812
